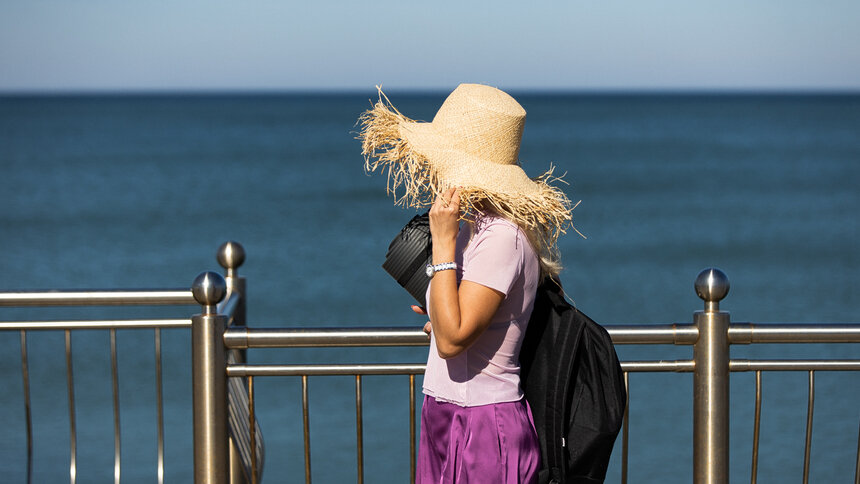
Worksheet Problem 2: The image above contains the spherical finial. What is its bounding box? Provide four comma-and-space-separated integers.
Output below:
695, 268, 730, 312
217, 241, 245, 276
192, 271, 227, 308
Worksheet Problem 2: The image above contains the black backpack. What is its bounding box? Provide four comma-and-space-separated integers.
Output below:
520, 278, 627, 484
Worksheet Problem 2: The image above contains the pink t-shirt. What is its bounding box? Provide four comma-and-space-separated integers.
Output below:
423, 214, 540, 407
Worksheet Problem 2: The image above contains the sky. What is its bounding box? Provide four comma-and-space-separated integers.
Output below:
1, 0, 859, 93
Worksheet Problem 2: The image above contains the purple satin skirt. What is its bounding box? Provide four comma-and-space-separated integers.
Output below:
416, 396, 540, 484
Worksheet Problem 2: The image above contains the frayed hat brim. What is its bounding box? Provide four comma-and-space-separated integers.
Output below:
358, 87, 578, 246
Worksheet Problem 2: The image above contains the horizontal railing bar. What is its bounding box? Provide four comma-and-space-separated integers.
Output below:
227, 358, 860, 378
227, 360, 699, 377
622, 360, 695, 372
729, 323, 860, 344
227, 363, 427, 377
730, 360, 860, 371
0, 320, 192, 331
605, 324, 698, 344
0, 290, 195, 307
224, 325, 700, 349
224, 327, 431, 349
224, 323, 860, 349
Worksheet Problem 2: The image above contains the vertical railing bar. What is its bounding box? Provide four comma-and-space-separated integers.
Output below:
751, 370, 762, 484
854, 419, 859, 484
802, 370, 814, 484
20, 330, 34, 484
65, 329, 77, 484
356, 374, 364, 484
110, 328, 122, 484
409, 374, 416, 484
693, 269, 730, 483
248, 376, 258, 484
190, 272, 229, 483
302, 375, 311, 484
154, 328, 165, 484
621, 371, 629, 484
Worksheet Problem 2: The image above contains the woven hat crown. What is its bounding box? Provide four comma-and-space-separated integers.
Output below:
358, 83, 577, 250
432, 83, 526, 167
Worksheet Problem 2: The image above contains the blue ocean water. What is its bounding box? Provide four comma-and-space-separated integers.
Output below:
0, 92, 858, 483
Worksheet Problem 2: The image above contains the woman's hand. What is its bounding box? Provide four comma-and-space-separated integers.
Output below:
410, 305, 432, 334
428, 187, 461, 264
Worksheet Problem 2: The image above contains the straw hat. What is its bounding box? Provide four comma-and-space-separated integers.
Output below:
358, 83, 575, 245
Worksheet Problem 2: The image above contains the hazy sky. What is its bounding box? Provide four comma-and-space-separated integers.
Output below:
1, 0, 858, 93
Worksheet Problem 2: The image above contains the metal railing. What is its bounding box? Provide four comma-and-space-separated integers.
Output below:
213, 262, 860, 484
0, 291, 194, 484
3, 241, 860, 484
0, 241, 258, 484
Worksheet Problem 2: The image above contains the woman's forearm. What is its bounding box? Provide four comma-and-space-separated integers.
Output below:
426, 188, 503, 358
428, 236, 463, 358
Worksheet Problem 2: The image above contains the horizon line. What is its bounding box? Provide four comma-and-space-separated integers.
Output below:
2, 86, 860, 97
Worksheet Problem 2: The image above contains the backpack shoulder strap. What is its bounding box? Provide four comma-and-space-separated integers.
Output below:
521, 278, 586, 483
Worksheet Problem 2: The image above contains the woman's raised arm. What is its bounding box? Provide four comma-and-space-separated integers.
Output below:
427, 188, 504, 358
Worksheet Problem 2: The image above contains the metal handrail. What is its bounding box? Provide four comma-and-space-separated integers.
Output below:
0, 244, 241, 484
730, 360, 860, 371
4, 244, 860, 484
216, 268, 860, 484
227, 363, 427, 377
223, 328, 859, 484
0, 319, 192, 330
729, 322, 860, 343
222, 324, 703, 349
225, 360, 706, 377
608, 324, 699, 344
1, 293, 198, 484
0, 242, 252, 484
220, 318, 860, 484
221, 323, 860, 349
224, 327, 430, 348
0, 290, 195, 306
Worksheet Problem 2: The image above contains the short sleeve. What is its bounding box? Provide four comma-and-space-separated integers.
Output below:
460, 221, 523, 296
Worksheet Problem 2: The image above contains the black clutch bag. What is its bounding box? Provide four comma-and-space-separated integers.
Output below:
382, 212, 432, 307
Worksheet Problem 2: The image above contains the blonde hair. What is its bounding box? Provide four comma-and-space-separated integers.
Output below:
470, 202, 563, 280
524, 224, 563, 280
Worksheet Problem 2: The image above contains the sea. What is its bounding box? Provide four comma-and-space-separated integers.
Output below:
0, 92, 857, 483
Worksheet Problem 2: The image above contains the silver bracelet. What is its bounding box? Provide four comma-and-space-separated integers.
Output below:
425, 262, 457, 277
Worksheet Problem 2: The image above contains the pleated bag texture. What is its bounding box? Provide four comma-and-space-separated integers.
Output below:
382, 212, 432, 307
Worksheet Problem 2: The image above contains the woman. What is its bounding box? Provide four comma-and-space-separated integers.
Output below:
359, 83, 574, 484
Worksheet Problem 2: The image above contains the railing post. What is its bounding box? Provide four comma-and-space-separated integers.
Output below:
218, 241, 247, 329
693, 268, 731, 484
217, 241, 250, 484
192, 271, 229, 484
